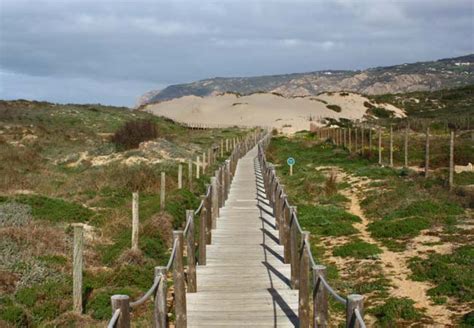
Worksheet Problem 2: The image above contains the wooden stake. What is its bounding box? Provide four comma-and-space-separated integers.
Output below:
178, 164, 182, 189
425, 127, 430, 178
449, 130, 454, 190
131, 192, 139, 250
153, 267, 167, 327
378, 127, 382, 165
111, 295, 130, 328
404, 123, 409, 167
173, 231, 187, 327
299, 232, 310, 327
186, 210, 197, 292
188, 159, 193, 191
196, 156, 200, 179
313, 265, 328, 328
160, 172, 165, 211
346, 294, 364, 328
72, 224, 83, 313
389, 125, 393, 167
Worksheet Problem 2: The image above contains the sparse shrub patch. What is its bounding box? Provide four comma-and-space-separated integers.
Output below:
370, 297, 423, 326
333, 239, 382, 259
326, 104, 342, 112
111, 119, 158, 150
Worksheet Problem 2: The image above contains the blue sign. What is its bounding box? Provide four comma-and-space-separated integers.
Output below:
287, 157, 295, 166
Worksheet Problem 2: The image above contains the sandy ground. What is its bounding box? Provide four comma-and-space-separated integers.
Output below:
144, 92, 405, 133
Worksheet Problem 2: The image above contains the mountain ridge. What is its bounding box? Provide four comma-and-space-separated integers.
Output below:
138, 54, 474, 106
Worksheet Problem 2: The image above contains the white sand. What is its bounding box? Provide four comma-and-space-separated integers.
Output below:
144, 92, 405, 133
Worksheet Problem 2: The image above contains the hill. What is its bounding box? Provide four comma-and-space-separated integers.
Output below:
138, 54, 474, 106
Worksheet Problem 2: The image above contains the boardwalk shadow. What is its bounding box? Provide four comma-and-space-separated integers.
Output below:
267, 288, 299, 327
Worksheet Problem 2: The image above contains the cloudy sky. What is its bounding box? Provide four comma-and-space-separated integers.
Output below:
0, 0, 472, 106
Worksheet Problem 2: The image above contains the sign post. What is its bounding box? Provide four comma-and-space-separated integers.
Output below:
287, 157, 295, 176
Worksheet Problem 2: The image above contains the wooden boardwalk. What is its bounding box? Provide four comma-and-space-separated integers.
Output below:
187, 146, 299, 327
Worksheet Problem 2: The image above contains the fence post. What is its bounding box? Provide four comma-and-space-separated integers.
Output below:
283, 198, 291, 264
348, 128, 352, 153
299, 232, 310, 328
186, 210, 197, 293
202, 152, 206, 174
205, 187, 212, 244
313, 265, 328, 328
404, 123, 409, 167
225, 160, 231, 200
361, 126, 364, 155
346, 294, 364, 328
425, 127, 430, 178
290, 206, 299, 289
188, 159, 193, 191
220, 139, 224, 158
389, 125, 393, 167
198, 197, 207, 265
196, 156, 200, 179
132, 192, 139, 250
72, 223, 83, 313
160, 172, 166, 211
111, 295, 130, 328
153, 266, 167, 328
449, 131, 455, 190
173, 231, 187, 328
368, 127, 372, 157
211, 177, 218, 228
378, 127, 382, 165
178, 164, 183, 189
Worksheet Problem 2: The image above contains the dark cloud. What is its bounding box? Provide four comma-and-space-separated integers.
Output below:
0, 0, 472, 106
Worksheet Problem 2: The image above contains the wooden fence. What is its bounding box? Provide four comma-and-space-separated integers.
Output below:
311, 125, 474, 190
258, 135, 367, 328
106, 129, 266, 328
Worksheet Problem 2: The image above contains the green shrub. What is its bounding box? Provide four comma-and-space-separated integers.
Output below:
326, 104, 342, 112
111, 119, 158, 150
298, 205, 360, 236
370, 297, 422, 326
333, 239, 382, 259
409, 246, 473, 302
13, 195, 94, 223
368, 216, 431, 239
386, 200, 463, 220
368, 107, 394, 118
0, 304, 29, 326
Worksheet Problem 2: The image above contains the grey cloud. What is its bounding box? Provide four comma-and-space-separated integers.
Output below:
0, 0, 472, 106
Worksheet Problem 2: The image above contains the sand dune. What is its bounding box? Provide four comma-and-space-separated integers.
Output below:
144, 92, 405, 133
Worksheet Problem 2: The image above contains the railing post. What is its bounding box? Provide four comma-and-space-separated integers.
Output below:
111, 295, 130, 328
225, 160, 231, 200
132, 192, 139, 250
160, 172, 166, 211
72, 223, 83, 313
283, 198, 291, 264
186, 210, 197, 293
290, 206, 299, 289
154, 266, 167, 328
205, 188, 212, 244
274, 180, 280, 230
346, 294, 364, 328
313, 265, 328, 328
198, 196, 207, 265
173, 231, 187, 328
299, 232, 310, 327
211, 177, 218, 228
219, 168, 225, 207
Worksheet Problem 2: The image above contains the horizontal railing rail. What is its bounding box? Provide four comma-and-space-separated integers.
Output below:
257, 135, 367, 328
107, 128, 267, 328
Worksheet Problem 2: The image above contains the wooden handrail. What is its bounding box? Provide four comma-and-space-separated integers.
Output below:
107, 129, 267, 328
257, 136, 367, 328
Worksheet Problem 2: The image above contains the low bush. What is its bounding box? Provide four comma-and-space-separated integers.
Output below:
333, 239, 382, 259
370, 297, 423, 326
368, 216, 431, 239
298, 205, 360, 236
326, 104, 342, 112
409, 245, 473, 302
111, 119, 158, 150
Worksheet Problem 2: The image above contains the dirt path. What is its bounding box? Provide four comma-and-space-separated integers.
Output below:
338, 172, 459, 326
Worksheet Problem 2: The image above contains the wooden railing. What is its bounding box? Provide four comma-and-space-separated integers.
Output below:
258, 135, 367, 328
107, 129, 266, 328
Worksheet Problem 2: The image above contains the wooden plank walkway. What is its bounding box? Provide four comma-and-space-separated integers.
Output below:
187, 147, 299, 327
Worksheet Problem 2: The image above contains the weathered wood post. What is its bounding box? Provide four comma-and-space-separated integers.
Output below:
369, 128, 373, 157
198, 196, 207, 265
220, 139, 224, 157
354, 127, 358, 154
188, 159, 193, 191
208, 148, 212, 167
205, 187, 212, 244
111, 295, 130, 328
178, 164, 183, 189
290, 206, 299, 289
449, 130, 455, 190
389, 125, 393, 167
348, 128, 352, 153
225, 160, 231, 200
72, 223, 83, 313
160, 172, 166, 211
226, 138, 229, 152
211, 177, 218, 229
299, 232, 310, 328
186, 210, 197, 293
425, 126, 430, 178
153, 266, 167, 327
173, 231, 187, 328
378, 127, 382, 165
196, 156, 200, 179
283, 199, 291, 264
346, 294, 364, 328
404, 123, 409, 167
132, 192, 139, 250
361, 126, 365, 155
313, 265, 328, 328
